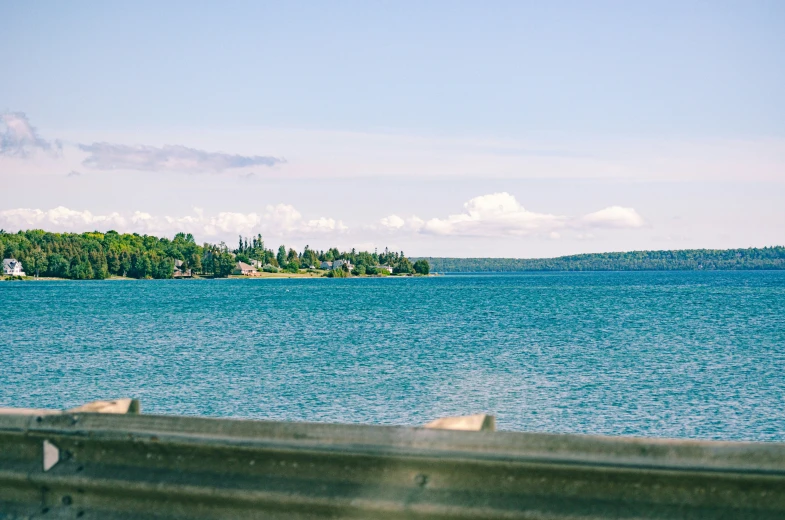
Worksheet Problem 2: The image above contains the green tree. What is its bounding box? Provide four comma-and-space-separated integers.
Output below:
47, 254, 69, 278
413, 259, 430, 275
188, 252, 202, 273
301, 245, 319, 268
327, 267, 347, 278
154, 258, 175, 279
394, 257, 413, 274
215, 252, 236, 278
70, 259, 94, 280
277, 245, 287, 267
107, 250, 121, 275
119, 252, 132, 277
252, 234, 265, 258
29, 248, 47, 277
135, 255, 153, 278
88, 250, 109, 279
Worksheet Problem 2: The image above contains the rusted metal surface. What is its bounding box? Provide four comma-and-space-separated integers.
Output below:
1, 411, 784, 519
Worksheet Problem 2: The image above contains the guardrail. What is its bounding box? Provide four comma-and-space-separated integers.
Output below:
1, 401, 784, 519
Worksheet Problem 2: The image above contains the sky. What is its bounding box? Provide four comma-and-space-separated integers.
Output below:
1, 1, 783, 257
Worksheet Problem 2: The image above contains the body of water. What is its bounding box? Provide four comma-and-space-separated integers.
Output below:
1, 272, 783, 441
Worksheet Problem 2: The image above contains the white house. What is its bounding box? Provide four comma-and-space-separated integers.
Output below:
333, 259, 353, 271
320, 261, 333, 270
375, 265, 394, 274
2, 258, 26, 276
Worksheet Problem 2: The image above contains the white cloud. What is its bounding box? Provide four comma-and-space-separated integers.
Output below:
0, 207, 126, 230
377, 215, 425, 233
307, 216, 345, 233
380, 192, 564, 237
377, 193, 645, 238
0, 205, 347, 241
581, 206, 645, 228
379, 214, 405, 229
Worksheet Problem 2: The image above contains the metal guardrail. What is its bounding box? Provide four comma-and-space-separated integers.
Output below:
1, 404, 784, 519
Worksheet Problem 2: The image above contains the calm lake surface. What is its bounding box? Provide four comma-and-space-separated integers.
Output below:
1, 272, 784, 441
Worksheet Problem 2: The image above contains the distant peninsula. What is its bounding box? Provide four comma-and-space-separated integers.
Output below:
0, 230, 429, 280
2, 230, 784, 281
421, 247, 785, 272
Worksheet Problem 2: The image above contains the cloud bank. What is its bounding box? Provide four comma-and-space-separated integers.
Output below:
0, 205, 346, 241
78, 143, 284, 173
377, 192, 644, 237
0, 112, 61, 157
0, 193, 644, 247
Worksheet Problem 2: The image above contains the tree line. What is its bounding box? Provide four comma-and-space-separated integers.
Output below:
0, 229, 428, 280
421, 247, 785, 272
233, 234, 429, 275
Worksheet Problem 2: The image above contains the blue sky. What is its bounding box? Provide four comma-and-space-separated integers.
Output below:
1, 1, 783, 256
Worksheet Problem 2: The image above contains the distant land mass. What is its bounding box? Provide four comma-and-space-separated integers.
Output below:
420, 247, 785, 273
0, 229, 427, 280
2, 229, 784, 279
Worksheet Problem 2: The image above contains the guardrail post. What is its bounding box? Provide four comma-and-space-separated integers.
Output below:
423, 413, 496, 431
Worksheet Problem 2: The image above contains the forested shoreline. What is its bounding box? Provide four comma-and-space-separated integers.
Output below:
422, 247, 785, 272
0, 230, 425, 280
2, 230, 783, 280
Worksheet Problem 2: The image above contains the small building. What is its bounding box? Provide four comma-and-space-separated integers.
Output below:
333, 259, 353, 271
250, 259, 263, 268
2, 258, 25, 277
232, 261, 260, 276
375, 265, 394, 274
320, 261, 333, 270
173, 259, 192, 278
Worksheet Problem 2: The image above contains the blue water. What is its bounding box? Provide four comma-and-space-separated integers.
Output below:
1, 272, 784, 441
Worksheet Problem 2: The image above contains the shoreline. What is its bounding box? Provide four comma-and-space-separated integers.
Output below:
4, 270, 785, 282
1, 272, 437, 282
8, 269, 784, 282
